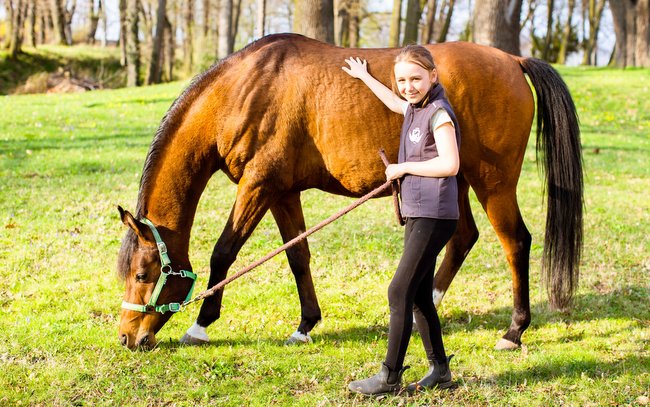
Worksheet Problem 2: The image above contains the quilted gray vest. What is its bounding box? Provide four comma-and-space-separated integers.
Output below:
397, 84, 461, 219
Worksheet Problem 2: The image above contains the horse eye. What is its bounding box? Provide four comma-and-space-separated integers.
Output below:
135, 272, 147, 282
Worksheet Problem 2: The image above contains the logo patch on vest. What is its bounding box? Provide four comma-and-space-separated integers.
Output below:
409, 127, 422, 144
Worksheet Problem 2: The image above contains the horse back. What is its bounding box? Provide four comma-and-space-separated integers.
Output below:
186, 34, 534, 196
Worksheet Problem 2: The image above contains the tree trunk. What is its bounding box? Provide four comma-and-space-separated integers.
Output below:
230, 0, 240, 51
163, 15, 173, 81
436, 0, 455, 43
9, 0, 25, 57
50, 0, 67, 44
183, 0, 193, 74
542, 0, 554, 61
610, 0, 650, 67
293, 0, 334, 44
87, 0, 101, 44
472, 0, 522, 55
403, 0, 419, 45
119, 0, 127, 65
63, 0, 76, 44
422, 0, 437, 43
389, 0, 401, 47
3, 0, 12, 49
37, 0, 47, 44
557, 0, 575, 64
125, 0, 141, 86
256, 0, 266, 38
336, 0, 350, 47
99, 0, 107, 46
348, 0, 359, 47
637, 0, 650, 67
147, 0, 167, 84
217, 0, 232, 59
27, 0, 36, 47
582, 0, 605, 65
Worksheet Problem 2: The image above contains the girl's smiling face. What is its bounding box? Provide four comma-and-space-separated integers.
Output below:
394, 61, 437, 104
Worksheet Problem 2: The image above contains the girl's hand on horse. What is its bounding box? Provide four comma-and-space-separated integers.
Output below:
342, 57, 369, 79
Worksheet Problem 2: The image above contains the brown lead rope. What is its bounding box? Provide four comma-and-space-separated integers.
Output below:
378, 148, 405, 226
183, 150, 401, 308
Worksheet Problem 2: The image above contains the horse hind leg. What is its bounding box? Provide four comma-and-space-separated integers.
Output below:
270, 192, 322, 345
432, 175, 479, 307
477, 187, 532, 350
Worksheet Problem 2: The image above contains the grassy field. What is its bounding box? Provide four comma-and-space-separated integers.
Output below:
0, 66, 648, 406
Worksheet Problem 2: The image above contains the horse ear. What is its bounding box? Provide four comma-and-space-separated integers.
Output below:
117, 206, 153, 244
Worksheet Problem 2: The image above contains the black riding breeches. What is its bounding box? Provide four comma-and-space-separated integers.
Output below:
384, 217, 457, 371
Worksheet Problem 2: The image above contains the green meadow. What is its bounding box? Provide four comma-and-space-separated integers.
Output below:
0, 66, 648, 406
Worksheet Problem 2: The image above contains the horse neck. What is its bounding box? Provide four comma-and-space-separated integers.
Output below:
137, 122, 218, 262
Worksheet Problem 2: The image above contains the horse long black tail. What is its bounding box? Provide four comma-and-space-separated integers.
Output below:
520, 57, 583, 310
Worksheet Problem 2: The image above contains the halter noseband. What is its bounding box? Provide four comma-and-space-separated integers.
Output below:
121, 218, 197, 314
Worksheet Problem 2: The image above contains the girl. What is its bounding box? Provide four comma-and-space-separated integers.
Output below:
342, 45, 460, 395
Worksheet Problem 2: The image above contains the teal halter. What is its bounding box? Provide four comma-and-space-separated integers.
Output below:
121, 218, 197, 314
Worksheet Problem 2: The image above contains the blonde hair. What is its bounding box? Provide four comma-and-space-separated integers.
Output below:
391, 45, 437, 99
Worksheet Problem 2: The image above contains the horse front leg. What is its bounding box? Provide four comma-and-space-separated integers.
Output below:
181, 180, 275, 345
432, 176, 479, 306
270, 192, 322, 345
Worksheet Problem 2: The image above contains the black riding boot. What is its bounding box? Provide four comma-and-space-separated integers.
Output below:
348, 363, 409, 395
406, 355, 454, 393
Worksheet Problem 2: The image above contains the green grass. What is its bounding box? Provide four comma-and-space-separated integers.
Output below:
0, 66, 648, 406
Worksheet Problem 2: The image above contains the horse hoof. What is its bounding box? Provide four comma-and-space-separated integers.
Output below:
284, 330, 312, 345
180, 333, 209, 346
495, 338, 520, 350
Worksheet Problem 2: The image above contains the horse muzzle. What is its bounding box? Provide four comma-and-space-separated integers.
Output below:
119, 330, 157, 350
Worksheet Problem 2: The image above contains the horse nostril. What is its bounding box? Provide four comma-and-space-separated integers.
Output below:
119, 334, 128, 347
136, 335, 150, 348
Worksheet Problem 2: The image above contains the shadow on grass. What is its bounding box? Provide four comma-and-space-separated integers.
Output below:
151, 284, 648, 352
436, 284, 649, 334
492, 352, 649, 384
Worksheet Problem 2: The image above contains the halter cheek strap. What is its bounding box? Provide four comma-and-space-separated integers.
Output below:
121, 218, 197, 314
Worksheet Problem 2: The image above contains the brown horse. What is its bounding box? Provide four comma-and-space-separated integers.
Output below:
117, 33, 582, 350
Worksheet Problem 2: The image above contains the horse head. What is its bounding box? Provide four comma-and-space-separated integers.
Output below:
116, 206, 195, 350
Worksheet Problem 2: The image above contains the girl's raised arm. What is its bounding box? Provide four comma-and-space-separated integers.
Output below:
342, 57, 407, 114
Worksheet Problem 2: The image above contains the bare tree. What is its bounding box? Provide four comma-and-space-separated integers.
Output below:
50, 0, 67, 44
542, 0, 554, 60
581, 0, 605, 65
230, 0, 241, 51
610, 0, 650, 67
87, 0, 102, 44
389, 0, 401, 47
217, 0, 232, 58
163, 15, 174, 80
63, 0, 76, 44
8, 0, 25, 57
348, 0, 360, 47
118, 0, 125, 64
436, 0, 455, 43
125, 0, 141, 86
26, 0, 36, 47
293, 0, 334, 43
558, 0, 576, 64
147, 0, 167, 84
403, 0, 419, 45
256, 0, 266, 38
422, 0, 437, 44
473, 0, 522, 55
182, 0, 193, 73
